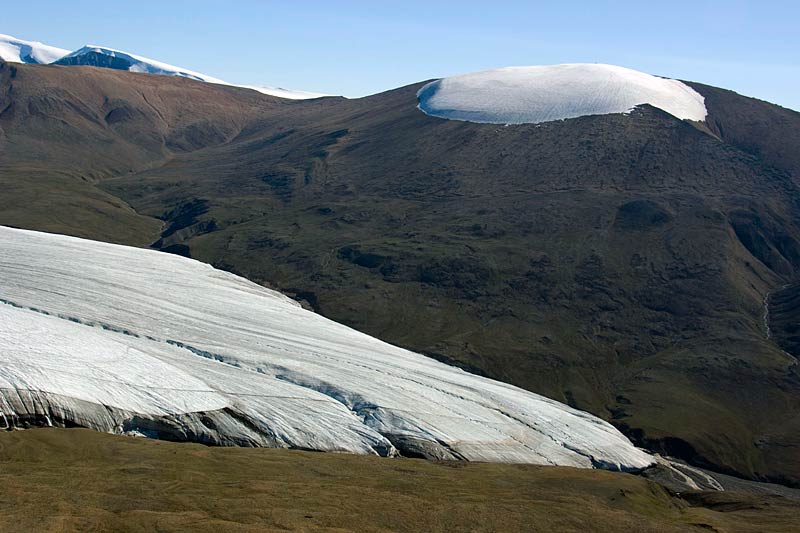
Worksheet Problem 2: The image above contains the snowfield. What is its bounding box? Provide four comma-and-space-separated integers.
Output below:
0, 33, 68, 64
417, 64, 707, 124
0, 226, 653, 470
56, 45, 229, 84
244, 85, 332, 100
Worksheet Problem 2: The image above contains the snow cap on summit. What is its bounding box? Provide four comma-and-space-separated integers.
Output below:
417, 64, 707, 124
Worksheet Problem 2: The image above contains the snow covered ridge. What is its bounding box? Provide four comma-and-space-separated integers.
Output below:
0, 33, 69, 64
54, 45, 331, 99
0, 226, 653, 471
417, 64, 707, 124
55, 45, 228, 84
0, 33, 328, 100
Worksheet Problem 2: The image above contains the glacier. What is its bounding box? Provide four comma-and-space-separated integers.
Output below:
417, 64, 707, 124
0, 226, 653, 470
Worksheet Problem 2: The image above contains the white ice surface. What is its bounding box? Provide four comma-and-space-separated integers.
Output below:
418, 64, 707, 124
243, 85, 331, 100
0, 33, 69, 64
0, 226, 653, 470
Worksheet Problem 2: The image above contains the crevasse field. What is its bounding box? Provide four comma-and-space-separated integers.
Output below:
0, 225, 653, 471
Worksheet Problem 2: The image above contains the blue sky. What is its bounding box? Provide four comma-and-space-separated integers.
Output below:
5, 1, 799, 110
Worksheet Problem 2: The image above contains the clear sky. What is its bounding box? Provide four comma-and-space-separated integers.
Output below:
4, 0, 799, 110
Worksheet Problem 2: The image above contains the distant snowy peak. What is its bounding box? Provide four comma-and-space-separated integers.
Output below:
0, 33, 68, 64
418, 64, 707, 124
54, 45, 227, 84
53, 44, 328, 99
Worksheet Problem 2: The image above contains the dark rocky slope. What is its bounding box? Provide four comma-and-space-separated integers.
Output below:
1, 61, 799, 485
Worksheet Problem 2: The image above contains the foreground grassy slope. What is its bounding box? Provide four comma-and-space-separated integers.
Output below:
1, 429, 798, 533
